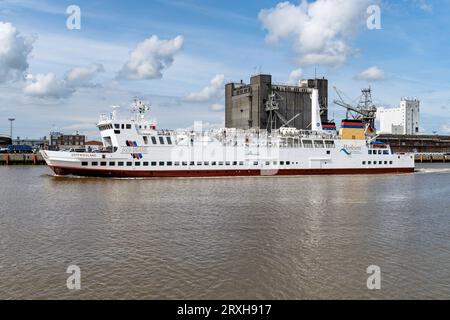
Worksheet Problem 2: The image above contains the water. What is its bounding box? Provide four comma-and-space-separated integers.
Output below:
0, 164, 449, 299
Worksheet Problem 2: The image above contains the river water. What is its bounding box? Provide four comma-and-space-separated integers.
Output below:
0, 164, 449, 299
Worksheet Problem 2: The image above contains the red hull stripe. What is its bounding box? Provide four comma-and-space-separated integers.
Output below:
49, 166, 415, 177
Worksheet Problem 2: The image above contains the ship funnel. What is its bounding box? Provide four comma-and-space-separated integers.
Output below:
311, 89, 322, 131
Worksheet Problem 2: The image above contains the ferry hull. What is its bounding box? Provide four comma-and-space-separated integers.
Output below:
50, 166, 415, 178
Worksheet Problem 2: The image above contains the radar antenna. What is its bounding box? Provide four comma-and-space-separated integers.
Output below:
131, 98, 150, 121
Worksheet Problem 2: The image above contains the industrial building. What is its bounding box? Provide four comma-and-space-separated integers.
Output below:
377, 99, 420, 135
49, 131, 86, 150
225, 74, 328, 130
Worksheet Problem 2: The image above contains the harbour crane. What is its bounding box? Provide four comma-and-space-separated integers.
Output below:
265, 92, 301, 131
333, 86, 378, 130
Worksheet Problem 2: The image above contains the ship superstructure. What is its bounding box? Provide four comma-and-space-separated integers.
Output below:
41, 92, 415, 177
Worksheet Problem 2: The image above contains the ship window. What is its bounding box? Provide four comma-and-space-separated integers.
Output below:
190, 161, 195, 166
265, 161, 270, 166
109, 162, 115, 166
151, 162, 157, 166
378, 150, 382, 155
362, 161, 366, 165
225, 162, 231, 166
280, 161, 285, 165
81, 162, 88, 166
325, 141, 335, 148
143, 136, 149, 144
182, 162, 188, 166
326, 150, 331, 155
114, 130, 121, 134
126, 124, 132, 129
121, 124, 124, 129
253, 161, 258, 166
314, 140, 324, 148
368, 161, 372, 165
166, 137, 172, 145
303, 140, 313, 148
143, 162, 149, 166
100, 162, 107, 166
211, 162, 217, 166
167, 162, 172, 166
197, 162, 202, 166
135, 162, 140, 166
218, 162, 224, 166
233, 161, 238, 166
286, 161, 291, 165
383, 150, 389, 155
389, 161, 393, 165
239, 162, 244, 166
384, 161, 388, 165
368, 150, 373, 155
127, 162, 132, 166
118, 162, 124, 166
159, 137, 165, 144
174, 162, 180, 166
203, 162, 208, 166
115, 124, 120, 129
92, 162, 98, 166
159, 162, 164, 166
379, 161, 383, 165
151, 137, 157, 144
273, 161, 278, 165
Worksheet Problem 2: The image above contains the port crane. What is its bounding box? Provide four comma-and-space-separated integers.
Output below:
265, 92, 301, 131
333, 87, 378, 130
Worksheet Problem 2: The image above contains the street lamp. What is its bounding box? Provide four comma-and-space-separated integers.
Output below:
8, 118, 15, 141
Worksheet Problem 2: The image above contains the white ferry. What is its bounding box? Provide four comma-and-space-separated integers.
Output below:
41, 90, 415, 177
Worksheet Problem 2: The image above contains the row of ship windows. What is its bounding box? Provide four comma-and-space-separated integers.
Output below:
81, 160, 298, 167
143, 136, 173, 145
363, 161, 393, 165
99, 124, 134, 131
369, 149, 390, 155
280, 140, 335, 148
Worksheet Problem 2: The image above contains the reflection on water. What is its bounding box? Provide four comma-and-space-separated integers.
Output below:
0, 164, 449, 299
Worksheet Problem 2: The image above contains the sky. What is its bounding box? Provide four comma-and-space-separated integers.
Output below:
1, 0, 450, 139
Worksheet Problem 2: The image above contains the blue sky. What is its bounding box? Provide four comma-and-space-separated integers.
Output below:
1, 0, 450, 139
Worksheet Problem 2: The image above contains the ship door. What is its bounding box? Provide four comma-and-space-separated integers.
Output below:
309, 159, 323, 169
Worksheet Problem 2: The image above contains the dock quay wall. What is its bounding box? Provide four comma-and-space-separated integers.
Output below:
0, 154, 45, 165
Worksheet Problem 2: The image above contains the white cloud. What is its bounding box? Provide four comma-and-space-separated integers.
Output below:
211, 103, 224, 111
0, 21, 34, 83
287, 68, 303, 85
185, 74, 225, 102
65, 63, 105, 87
356, 66, 385, 81
117, 35, 184, 80
24, 63, 105, 99
258, 0, 369, 66
441, 124, 450, 133
23, 73, 74, 99
412, 0, 433, 13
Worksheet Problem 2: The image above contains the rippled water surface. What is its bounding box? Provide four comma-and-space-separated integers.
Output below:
1, 164, 449, 299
